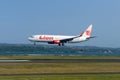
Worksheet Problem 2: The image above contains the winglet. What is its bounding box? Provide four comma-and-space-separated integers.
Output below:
80, 24, 93, 38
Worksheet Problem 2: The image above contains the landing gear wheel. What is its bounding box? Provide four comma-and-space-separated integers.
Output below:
58, 43, 61, 46
34, 42, 36, 46
58, 43, 64, 46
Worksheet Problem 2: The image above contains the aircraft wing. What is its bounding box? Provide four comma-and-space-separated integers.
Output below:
60, 36, 96, 43
60, 36, 80, 43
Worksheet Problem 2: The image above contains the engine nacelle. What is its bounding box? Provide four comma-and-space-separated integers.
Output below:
48, 40, 60, 44
53, 40, 60, 44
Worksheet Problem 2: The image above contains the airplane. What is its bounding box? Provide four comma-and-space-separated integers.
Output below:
28, 24, 95, 46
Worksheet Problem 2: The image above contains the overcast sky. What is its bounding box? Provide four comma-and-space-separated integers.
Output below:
0, 0, 120, 47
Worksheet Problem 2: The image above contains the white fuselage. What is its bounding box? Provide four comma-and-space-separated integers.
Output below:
28, 24, 93, 46
28, 35, 87, 43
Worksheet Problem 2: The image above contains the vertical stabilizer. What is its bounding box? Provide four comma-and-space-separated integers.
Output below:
80, 24, 93, 38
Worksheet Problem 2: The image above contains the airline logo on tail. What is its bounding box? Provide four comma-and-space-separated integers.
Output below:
28, 24, 95, 46
81, 24, 92, 38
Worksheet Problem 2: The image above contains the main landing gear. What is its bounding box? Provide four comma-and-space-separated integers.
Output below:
58, 43, 64, 46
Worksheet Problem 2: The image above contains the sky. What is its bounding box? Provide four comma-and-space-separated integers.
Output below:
0, 0, 120, 48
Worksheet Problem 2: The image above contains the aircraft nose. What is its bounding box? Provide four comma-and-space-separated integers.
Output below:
28, 36, 34, 41
28, 37, 31, 40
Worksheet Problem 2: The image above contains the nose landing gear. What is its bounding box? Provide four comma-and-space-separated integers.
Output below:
34, 42, 36, 46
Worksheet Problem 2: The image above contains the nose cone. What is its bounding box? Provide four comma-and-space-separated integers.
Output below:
28, 36, 34, 42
